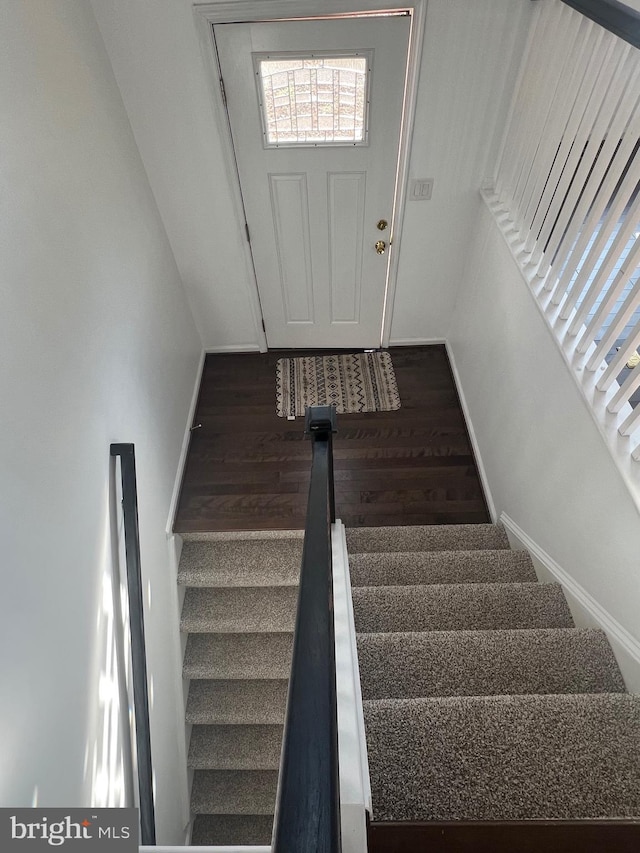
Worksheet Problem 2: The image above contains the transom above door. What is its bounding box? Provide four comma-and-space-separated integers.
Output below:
214, 14, 410, 348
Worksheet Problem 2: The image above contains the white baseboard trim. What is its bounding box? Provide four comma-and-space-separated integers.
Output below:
166, 349, 206, 534
445, 341, 498, 522
332, 519, 370, 851
204, 343, 261, 353
166, 534, 192, 837
387, 337, 446, 347
501, 512, 640, 691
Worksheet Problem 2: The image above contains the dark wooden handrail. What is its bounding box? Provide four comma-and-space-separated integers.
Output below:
559, 0, 640, 49
272, 406, 341, 853
110, 443, 156, 846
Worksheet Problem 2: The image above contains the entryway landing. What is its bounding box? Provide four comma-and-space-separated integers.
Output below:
174, 345, 490, 533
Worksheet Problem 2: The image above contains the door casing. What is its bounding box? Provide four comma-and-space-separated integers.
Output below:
193, 0, 428, 351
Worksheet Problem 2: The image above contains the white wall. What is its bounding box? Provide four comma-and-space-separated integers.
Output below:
90, 0, 262, 351
0, 1, 201, 842
91, 0, 533, 350
449, 201, 640, 648
390, 0, 533, 343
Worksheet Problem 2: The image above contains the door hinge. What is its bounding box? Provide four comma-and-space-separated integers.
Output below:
245, 222, 251, 242
219, 76, 227, 107
261, 318, 266, 334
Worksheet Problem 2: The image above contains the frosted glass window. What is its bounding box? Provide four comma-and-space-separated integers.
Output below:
256, 55, 370, 147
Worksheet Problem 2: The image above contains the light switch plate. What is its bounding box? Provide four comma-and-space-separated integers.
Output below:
409, 178, 434, 200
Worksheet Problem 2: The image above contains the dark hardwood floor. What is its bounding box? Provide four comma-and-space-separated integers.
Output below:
174, 346, 490, 532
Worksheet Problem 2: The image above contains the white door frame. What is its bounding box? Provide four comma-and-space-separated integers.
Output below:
193, 0, 428, 352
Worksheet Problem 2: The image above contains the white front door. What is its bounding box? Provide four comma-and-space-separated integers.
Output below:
214, 15, 410, 349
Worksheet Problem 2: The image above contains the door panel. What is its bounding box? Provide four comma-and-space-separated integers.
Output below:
269, 173, 314, 323
215, 15, 410, 348
328, 171, 365, 323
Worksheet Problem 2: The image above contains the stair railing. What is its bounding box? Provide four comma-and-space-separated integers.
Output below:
490, 0, 640, 474
272, 406, 341, 853
110, 443, 156, 846
559, 0, 640, 49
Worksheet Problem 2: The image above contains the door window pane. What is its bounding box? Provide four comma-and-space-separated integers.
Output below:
255, 54, 370, 147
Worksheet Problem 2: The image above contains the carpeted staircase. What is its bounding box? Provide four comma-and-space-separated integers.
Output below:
348, 523, 640, 825
179, 531, 302, 846
178, 522, 640, 846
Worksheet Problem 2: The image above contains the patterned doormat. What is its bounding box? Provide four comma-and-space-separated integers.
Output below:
276, 351, 401, 418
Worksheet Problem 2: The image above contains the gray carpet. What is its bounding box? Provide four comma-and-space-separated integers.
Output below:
364, 694, 640, 820
178, 535, 302, 587
181, 586, 298, 633
349, 524, 640, 824
357, 628, 626, 698
190, 769, 278, 814
346, 523, 510, 553
179, 532, 298, 846
183, 632, 293, 680
349, 548, 536, 586
188, 724, 282, 770
353, 582, 573, 632
186, 679, 287, 725
191, 814, 273, 845
179, 524, 639, 842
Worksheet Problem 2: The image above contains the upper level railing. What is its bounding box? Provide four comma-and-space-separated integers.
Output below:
488, 0, 640, 461
560, 0, 640, 49
110, 443, 156, 846
272, 406, 341, 853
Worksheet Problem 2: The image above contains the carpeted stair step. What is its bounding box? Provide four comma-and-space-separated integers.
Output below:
186, 679, 288, 725
192, 814, 273, 846
188, 724, 282, 770
357, 628, 626, 699
353, 582, 573, 632
183, 632, 293, 680
364, 693, 640, 821
191, 769, 278, 814
349, 548, 536, 586
178, 532, 298, 847
180, 586, 298, 633
346, 523, 510, 554
178, 532, 302, 587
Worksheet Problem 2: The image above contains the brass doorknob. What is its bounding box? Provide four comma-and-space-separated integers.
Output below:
375, 240, 386, 255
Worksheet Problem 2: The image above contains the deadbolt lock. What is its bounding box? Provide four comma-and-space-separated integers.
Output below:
377, 219, 388, 231
375, 240, 386, 255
